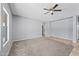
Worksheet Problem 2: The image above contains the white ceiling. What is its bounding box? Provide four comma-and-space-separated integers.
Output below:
9, 3, 79, 21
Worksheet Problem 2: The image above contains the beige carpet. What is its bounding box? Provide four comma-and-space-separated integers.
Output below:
9, 37, 73, 56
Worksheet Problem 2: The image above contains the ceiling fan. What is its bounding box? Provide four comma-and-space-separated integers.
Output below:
43, 4, 62, 15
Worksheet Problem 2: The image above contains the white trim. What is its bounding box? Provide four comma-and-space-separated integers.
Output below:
13, 15, 43, 22
77, 25, 79, 28
51, 35, 78, 44
3, 7, 9, 47
72, 40, 77, 43
51, 35, 73, 40
0, 16, 1, 51
50, 16, 73, 22
13, 36, 42, 42
77, 16, 79, 40
73, 16, 77, 42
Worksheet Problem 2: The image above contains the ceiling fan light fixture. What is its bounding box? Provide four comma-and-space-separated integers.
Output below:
51, 13, 53, 15
50, 11, 53, 13
43, 4, 62, 15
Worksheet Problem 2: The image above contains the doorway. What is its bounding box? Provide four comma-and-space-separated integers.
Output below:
42, 23, 45, 37
77, 16, 79, 41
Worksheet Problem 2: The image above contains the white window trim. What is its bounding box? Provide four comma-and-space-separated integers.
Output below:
0, 15, 1, 51
3, 7, 9, 47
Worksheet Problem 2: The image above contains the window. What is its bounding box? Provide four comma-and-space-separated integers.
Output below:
2, 7, 9, 47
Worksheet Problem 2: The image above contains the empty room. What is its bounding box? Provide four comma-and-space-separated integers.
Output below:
0, 3, 79, 56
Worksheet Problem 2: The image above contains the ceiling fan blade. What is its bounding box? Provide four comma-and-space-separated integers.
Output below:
54, 9, 62, 11
44, 12, 50, 14
43, 8, 49, 10
53, 4, 58, 9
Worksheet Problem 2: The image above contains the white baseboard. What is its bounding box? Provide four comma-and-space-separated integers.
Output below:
13, 36, 42, 42
0, 40, 13, 56
51, 35, 78, 45
72, 40, 77, 43
6, 40, 13, 56
51, 35, 72, 40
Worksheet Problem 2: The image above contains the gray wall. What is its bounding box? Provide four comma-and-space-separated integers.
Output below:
12, 16, 42, 41
50, 17, 73, 40
0, 3, 12, 56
